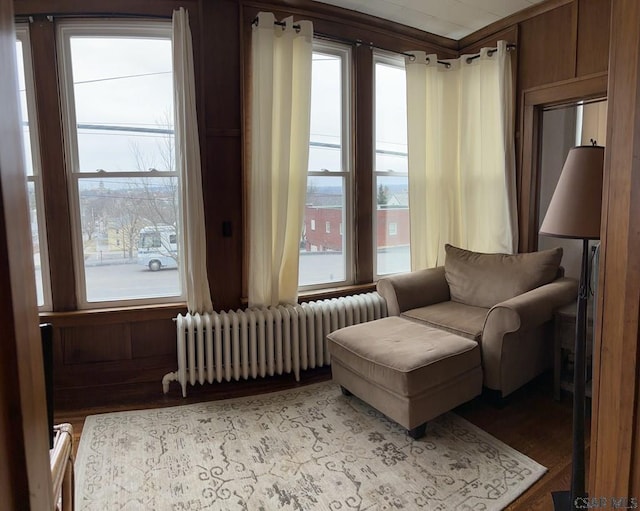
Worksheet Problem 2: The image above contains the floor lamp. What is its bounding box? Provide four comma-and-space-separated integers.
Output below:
539, 144, 604, 511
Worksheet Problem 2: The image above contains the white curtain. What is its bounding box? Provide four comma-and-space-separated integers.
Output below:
248, 12, 313, 307
406, 40, 517, 269
172, 8, 213, 313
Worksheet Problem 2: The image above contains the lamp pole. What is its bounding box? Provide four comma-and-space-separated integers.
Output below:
570, 238, 590, 508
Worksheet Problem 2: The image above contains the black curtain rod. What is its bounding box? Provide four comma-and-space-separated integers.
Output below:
251, 18, 516, 68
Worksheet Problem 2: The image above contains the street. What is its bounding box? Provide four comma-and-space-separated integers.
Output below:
34, 246, 410, 304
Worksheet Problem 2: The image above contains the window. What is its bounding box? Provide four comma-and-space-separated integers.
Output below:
15, 26, 51, 309
299, 41, 352, 288
374, 54, 410, 277
58, 22, 183, 306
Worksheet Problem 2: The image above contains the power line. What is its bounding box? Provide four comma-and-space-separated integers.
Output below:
74, 71, 171, 85
17, 71, 172, 92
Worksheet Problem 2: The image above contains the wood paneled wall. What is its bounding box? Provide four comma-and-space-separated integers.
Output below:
12, 0, 612, 403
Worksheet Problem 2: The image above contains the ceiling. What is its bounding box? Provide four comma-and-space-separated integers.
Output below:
312, 0, 546, 40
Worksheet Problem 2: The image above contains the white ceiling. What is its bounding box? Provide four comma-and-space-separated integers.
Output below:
313, 0, 546, 40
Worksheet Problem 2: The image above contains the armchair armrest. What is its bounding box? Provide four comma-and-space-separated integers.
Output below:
376, 266, 450, 316
481, 277, 578, 391
485, 277, 579, 334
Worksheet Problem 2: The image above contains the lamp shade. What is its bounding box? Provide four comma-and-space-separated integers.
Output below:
539, 145, 604, 240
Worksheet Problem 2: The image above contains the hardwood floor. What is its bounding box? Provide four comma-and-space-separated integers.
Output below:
55, 369, 588, 511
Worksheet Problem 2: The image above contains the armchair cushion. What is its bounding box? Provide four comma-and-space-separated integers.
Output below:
402, 301, 488, 341
444, 244, 563, 308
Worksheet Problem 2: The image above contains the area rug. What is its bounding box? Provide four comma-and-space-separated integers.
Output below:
75, 382, 545, 510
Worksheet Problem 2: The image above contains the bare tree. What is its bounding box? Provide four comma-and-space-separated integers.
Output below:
107, 193, 145, 260
126, 111, 179, 262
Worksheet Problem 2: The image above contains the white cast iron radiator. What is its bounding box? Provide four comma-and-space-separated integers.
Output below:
163, 292, 387, 397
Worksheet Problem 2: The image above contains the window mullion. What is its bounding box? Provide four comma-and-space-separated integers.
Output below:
28, 19, 77, 310
353, 44, 374, 284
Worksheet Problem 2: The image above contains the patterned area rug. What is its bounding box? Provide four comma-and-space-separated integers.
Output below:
75, 382, 545, 510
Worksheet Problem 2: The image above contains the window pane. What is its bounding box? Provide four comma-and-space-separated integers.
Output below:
78, 176, 181, 302
309, 52, 342, 172
17, 31, 49, 308
69, 37, 174, 172
62, 27, 182, 305
376, 175, 410, 275
300, 176, 345, 286
15, 40, 35, 176
375, 59, 410, 276
27, 182, 45, 306
375, 62, 407, 173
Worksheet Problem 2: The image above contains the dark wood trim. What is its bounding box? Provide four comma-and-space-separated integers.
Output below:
239, 2, 250, 301
569, 0, 579, 79
298, 282, 376, 302
40, 302, 186, 328
458, 0, 574, 50
518, 72, 607, 252
14, 0, 199, 17
353, 43, 373, 284
205, 128, 241, 138
28, 17, 77, 310
589, 0, 640, 497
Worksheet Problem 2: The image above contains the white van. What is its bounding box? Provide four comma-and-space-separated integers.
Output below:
137, 225, 178, 271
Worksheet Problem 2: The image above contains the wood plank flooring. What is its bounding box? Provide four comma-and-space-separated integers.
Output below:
55, 369, 588, 511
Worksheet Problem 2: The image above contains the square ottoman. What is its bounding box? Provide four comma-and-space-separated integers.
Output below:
327, 316, 483, 439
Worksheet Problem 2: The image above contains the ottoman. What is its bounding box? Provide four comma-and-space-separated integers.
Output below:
327, 316, 483, 439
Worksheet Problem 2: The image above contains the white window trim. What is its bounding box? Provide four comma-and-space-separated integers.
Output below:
16, 24, 53, 311
373, 51, 409, 279
389, 222, 398, 236
299, 40, 353, 292
57, 20, 185, 308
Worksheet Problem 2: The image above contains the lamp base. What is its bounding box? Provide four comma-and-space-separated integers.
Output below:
552, 490, 571, 510
552, 490, 577, 510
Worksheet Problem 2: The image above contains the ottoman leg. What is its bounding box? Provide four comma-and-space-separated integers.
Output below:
408, 423, 426, 440
340, 385, 353, 397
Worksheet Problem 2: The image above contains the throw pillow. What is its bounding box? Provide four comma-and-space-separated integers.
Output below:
444, 244, 563, 308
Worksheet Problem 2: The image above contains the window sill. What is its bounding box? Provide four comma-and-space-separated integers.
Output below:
240, 283, 377, 307
39, 302, 187, 328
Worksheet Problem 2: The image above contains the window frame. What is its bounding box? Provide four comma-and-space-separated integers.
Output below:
299, 39, 353, 292
57, 20, 185, 309
372, 51, 410, 279
15, 24, 53, 311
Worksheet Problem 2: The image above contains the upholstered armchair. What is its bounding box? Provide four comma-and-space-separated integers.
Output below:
377, 244, 578, 398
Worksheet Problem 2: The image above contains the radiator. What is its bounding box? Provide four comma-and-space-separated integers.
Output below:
162, 292, 387, 397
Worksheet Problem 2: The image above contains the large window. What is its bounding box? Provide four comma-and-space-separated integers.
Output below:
58, 22, 183, 306
374, 54, 410, 277
15, 26, 51, 309
299, 42, 352, 288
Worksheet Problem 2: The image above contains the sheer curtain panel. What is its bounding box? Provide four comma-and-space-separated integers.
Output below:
172, 8, 213, 313
405, 41, 517, 269
248, 12, 313, 307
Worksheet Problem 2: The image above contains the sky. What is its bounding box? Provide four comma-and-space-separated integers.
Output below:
17, 33, 409, 187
